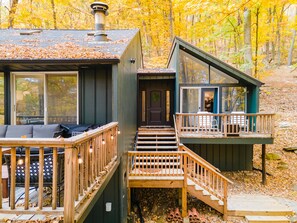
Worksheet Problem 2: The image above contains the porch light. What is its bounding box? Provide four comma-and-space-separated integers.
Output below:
89, 143, 93, 153
111, 134, 114, 140
78, 154, 83, 164
17, 156, 24, 165
102, 138, 106, 145
117, 129, 121, 134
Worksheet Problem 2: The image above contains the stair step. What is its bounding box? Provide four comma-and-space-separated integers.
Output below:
137, 141, 177, 144
138, 132, 176, 136
194, 185, 203, 191
210, 195, 219, 201
137, 146, 178, 149
202, 190, 210, 196
245, 216, 290, 223
218, 200, 224, 206
187, 179, 195, 186
138, 136, 176, 140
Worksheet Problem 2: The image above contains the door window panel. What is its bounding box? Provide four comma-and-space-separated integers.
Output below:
0, 74, 4, 124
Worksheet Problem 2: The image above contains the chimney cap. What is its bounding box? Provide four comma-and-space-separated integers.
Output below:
91, 2, 109, 12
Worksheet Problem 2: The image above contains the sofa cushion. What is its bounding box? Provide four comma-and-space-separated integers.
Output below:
33, 124, 60, 138
0, 125, 7, 138
5, 125, 33, 138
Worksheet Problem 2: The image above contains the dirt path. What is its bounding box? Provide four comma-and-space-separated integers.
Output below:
226, 66, 297, 201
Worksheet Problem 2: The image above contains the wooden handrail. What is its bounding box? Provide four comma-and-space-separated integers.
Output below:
173, 114, 180, 145
0, 122, 119, 223
175, 113, 275, 138
128, 148, 233, 209
178, 144, 221, 173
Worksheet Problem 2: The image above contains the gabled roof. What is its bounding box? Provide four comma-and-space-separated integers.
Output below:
167, 37, 263, 87
0, 29, 139, 62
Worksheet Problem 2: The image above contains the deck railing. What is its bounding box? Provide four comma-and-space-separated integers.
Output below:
175, 113, 275, 138
0, 122, 118, 222
128, 146, 232, 216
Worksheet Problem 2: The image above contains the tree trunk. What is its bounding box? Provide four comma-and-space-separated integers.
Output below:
288, 29, 296, 66
8, 0, 19, 28
276, 4, 285, 66
287, 6, 297, 66
254, 7, 260, 79
243, 8, 253, 76
51, 0, 57, 29
169, 0, 174, 41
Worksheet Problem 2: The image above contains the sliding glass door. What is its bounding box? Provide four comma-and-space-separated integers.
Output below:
13, 73, 78, 125
180, 87, 219, 113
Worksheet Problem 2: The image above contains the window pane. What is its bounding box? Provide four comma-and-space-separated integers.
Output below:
141, 91, 146, 122
0, 74, 4, 124
166, 90, 170, 122
181, 88, 199, 113
16, 76, 44, 124
47, 75, 77, 124
222, 87, 246, 112
210, 66, 238, 84
179, 50, 209, 84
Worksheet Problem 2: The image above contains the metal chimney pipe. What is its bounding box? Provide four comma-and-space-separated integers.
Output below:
91, 2, 109, 41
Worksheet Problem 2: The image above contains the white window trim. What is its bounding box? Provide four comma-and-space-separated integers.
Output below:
11, 71, 79, 125
180, 86, 220, 113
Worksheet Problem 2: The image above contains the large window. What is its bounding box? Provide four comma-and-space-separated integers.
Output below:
179, 50, 239, 85
13, 73, 78, 125
179, 50, 209, 84
0, 73, 4, 124
222, 87, 246, 112
181, 88, 200, 113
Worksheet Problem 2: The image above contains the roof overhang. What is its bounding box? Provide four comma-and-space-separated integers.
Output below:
0, 58, 120, 71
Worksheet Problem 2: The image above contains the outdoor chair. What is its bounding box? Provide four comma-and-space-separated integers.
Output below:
4, 148, 65, 206
230, 111, 249, 132
197, 112, 219, 131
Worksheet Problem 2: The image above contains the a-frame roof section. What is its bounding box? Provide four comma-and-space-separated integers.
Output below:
167, 37, 263, 87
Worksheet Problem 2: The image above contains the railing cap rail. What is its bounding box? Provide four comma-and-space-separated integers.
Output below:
176, 112, 275, 116
0, 122, 118, 148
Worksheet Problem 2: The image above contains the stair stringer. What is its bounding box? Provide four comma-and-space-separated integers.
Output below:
187, 180, 224, 214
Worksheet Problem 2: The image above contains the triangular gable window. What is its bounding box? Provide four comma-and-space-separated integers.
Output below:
210, 66, 238, 84
179, 50, 238, 84
179, 50, 209, 84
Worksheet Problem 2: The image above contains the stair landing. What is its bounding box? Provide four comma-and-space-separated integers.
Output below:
228, 194, 294, 220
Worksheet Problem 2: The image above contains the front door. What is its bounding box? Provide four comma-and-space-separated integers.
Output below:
138, 80, 174, 127
201, 88, 216, 112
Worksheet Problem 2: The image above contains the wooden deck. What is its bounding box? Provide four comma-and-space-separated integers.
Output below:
0, 122, 119, 223
175, 113, 275, 139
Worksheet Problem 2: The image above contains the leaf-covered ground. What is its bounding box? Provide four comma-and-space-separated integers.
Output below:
130, 66, 297, 223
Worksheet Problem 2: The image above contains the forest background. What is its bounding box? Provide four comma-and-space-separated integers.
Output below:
0, 0, 297, 80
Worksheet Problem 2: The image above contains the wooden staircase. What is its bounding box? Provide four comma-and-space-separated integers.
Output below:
136, 126, 178, 151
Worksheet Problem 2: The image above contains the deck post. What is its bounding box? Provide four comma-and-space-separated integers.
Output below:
182, 153, 187, 217
223, 180, 228, 220
64, 147, 75, 223
262, 144, 267, 185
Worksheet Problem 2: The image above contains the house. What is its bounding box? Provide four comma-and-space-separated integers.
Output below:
0, 2, 274, 223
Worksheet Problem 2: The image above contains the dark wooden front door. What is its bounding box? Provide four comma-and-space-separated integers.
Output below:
138, 80, 174, 127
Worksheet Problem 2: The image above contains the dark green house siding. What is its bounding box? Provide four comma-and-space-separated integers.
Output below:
79, 65, 112, 125
185, 144, 253, 171
84, 168, 119, 223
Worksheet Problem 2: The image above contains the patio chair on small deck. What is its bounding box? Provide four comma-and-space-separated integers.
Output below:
4, 149, 65, 206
